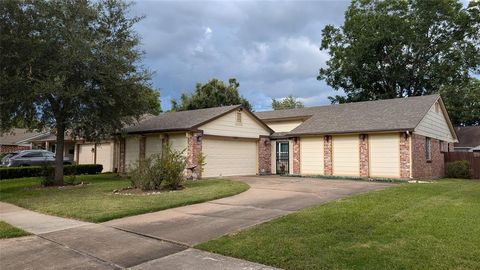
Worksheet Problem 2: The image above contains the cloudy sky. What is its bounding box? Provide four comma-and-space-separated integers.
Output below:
130, 0, 351, 111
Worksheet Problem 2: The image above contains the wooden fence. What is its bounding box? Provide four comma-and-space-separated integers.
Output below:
444, 152, 480, 179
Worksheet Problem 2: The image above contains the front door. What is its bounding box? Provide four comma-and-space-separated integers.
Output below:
276, 141, 289, 174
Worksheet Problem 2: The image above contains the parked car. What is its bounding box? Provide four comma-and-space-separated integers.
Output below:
0, 150, 73, 167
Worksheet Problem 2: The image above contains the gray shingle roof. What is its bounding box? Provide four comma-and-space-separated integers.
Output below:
255, 95, 440, 136
0, 129, 45, 145
454, 126, 480, 147
124, 105, 242, 133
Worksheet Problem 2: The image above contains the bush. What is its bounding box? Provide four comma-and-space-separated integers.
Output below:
128, 143, 186, 191
0, 164, 103, 180
446, 160, 471, 179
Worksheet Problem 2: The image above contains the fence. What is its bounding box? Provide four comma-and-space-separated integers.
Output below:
444, 152, 480, 179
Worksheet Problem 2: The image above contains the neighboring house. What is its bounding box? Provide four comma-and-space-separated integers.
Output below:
0, 129, 45, 153
255, 94, 457, 179
454, 126, 480, 152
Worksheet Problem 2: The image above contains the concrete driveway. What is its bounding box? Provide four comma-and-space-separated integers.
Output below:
1, 176, 392, 269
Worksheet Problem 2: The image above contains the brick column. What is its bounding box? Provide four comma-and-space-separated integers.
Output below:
359, 134, 369, 177
139, 136, 146, 161
187, 131, 203, 178
400, 132, 410, 178
119, 138, 126, 173
258, 136, 271, 175
324, 135, 333, 175
292, 137, 301, 174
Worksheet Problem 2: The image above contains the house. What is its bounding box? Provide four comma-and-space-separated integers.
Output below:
0, 129, 45, 154
454, 126, 480, 152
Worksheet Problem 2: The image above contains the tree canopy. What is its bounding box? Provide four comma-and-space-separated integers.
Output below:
318, 0, 479, 125
0, 0, 161, 183
271, 95, 305, 110
440, 78, 480, 126
171, 78, 252, 111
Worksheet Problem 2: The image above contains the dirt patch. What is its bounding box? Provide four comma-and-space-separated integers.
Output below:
112, 186, 185, 196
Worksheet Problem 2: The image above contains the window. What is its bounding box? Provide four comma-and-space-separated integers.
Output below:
236, 111, 242, 125
22, 152, 43, 158
425, 137, 432, 161
439, 141, 447, 153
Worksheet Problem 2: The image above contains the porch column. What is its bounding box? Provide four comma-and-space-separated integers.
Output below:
292, 137, 301, 175
187, 131, 203, 179
324, 135, 333, 175
359, 134, 369, 177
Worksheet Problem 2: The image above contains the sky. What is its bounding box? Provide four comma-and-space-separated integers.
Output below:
130, 0, 472, 112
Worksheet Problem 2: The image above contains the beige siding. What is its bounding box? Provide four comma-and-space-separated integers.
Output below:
332, 135, 360, 176
266, 120, 303, 132
202, 137, 257, 177
199, 110, 270, 138
125, 136, 139, 169
78, 144, 95, 164
369, 134, 400, 178
300, 137, 324, 175
415, 102, 455, 142
168, 133, 187, 154
145, 134, 163, 157
96, 142, 113, 172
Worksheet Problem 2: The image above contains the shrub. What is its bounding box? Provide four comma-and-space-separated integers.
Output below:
0, 164, 103, 180
446, 160, 471, 179
128, 143, 186, 191
40, 163, 55, 186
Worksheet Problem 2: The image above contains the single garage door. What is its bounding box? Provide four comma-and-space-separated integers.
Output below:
145, 135, 163, 158
125, 137, 139, 170
202, 137, 257, 178
96, 143, 113, 172
369, 134, 400, 178
78, 144, 95, 164
300, 137, 324, 175
332, 135, 360, 176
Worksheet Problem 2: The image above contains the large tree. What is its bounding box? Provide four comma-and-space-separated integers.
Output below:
171, 78, 252, 111
0, 0, 161, 184
271, 95, 304, 110
440, 78, 480, 126
318, 0, 480, 123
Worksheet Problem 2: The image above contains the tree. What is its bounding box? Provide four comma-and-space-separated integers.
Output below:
318, 0, 480, 109
271, 95, 304, 110
171, 78, 252, 111
440, 78, 480, 126
0, 0, 161, 184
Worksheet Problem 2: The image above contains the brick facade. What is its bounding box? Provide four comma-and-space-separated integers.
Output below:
139, 136, 146, 161
411, 133, 445, 178
187, 131, 203, 178
258, 136, 271, 174
359, 134, 369, 177
119, 138, 126, 173
292, 137, 300, 174
400, 132, 411, 178
0, 145, 30, 153
323, 135, 333, 175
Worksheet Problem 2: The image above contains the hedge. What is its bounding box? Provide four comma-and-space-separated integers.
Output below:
445, 160, 471, 179
0, 164, 103, 180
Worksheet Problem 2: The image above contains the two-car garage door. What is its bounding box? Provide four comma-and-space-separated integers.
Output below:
202, 137, 257, 178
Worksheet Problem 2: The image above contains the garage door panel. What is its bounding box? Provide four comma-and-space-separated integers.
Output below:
78, 144, 95, 164
125, 137, 139, 170
96, 143, 113, 172
369, 134, 400, 177
145, 135, 163, 157
332, 135, 360, 176
203, 138, 257, 178
300, 137, 324, 175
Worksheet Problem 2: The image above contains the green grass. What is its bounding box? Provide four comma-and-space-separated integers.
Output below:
197, 179, 480, 270
0, 221, 30, 239
0, 174, 249, 223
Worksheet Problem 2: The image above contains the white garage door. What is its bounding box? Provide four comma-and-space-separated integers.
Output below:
125, 137, 139, 170
300, 137, 324, 175
203, 138, 257, 178
333, 135, 360, 176
369, 134, 400, 178
96, 143, 113, 172
78, 144, 95, 164
145, 135, 163, 158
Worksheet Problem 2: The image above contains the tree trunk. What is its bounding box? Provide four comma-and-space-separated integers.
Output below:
54, 124, 65, 185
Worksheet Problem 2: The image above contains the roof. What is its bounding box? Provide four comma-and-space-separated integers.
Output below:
124, 105, 245, 134
255, 95, 441, 136
0, 129, 44, 145
25, 133, 75, 143
454, 126, 480, 147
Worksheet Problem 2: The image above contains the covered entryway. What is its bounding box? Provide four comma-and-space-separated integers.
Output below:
276, 141, 289, 174
202, 137, 257, 178
332, 135, 360, 176
369, 134, 400, 178
300, 137, 324, 175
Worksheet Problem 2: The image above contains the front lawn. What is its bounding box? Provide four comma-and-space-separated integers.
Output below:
0, 221, 30, 239
0, 174, 249, 223
197, 179, 480, 270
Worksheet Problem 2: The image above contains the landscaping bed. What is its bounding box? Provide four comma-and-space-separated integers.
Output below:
197, 179, 480, 270
0, 174, 249, 222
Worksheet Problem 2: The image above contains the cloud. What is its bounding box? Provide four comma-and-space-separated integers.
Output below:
130, 1, 350, 111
